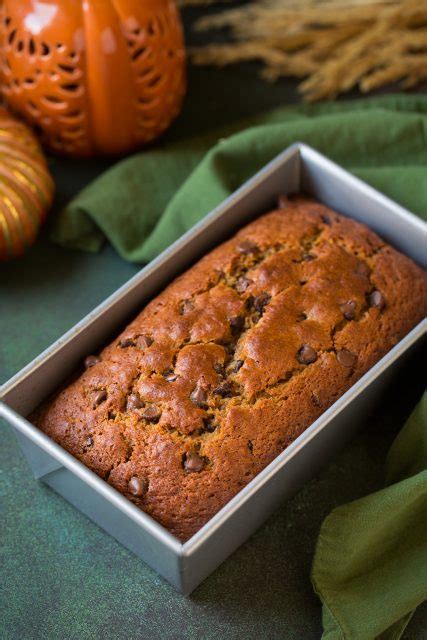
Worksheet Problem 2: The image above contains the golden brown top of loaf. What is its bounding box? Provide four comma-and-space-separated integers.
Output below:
34, 195, 427, 541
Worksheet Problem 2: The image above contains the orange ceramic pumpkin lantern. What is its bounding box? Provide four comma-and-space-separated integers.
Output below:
0, 0, 186, 157
0, 106, 54, 260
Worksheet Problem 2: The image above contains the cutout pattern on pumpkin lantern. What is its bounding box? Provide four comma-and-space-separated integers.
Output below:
0, 1, 186, 157
123, 11, 186, 144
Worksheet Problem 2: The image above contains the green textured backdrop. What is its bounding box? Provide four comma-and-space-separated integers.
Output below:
1, 5, 426, 638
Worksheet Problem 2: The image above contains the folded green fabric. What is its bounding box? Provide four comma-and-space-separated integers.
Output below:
51, 94, 427, 262
312, 395, 427, 640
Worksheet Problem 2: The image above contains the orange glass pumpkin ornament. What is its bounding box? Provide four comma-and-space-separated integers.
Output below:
0, 106, 54, 260
0, 0, 186, 157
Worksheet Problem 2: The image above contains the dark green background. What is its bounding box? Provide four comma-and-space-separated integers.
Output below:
1, 5, 426, 638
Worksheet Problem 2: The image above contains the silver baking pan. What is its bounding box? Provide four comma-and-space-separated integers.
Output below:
1, 143, 426, 594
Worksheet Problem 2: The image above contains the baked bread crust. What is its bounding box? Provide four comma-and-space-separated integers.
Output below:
33, 196, 427, 541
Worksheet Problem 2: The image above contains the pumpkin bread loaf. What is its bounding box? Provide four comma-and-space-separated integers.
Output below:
33, 195, 427, 541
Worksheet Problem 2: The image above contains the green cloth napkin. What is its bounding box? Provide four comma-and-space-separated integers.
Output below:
52, 94, 427, 638
51, 94, 427, 262
312, 395, 427, 640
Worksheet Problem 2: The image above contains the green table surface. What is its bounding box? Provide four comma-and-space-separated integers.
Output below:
1, 6, 426, 639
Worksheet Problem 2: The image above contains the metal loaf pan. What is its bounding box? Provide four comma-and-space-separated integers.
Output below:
1, 143, 426, 594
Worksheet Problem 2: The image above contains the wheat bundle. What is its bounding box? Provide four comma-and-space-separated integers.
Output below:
180, 0, 427, 101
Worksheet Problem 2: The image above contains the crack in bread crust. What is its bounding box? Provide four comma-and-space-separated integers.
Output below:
32, 195, 427, 541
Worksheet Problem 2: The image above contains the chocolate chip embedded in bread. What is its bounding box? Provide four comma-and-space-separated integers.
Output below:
213, 381, 232, 397
163, 369, 178, 382
203, 417, 217, 432
142, 406, 161, 422
137, 335, 153, 349
183, 451, 206, 472
237, 240, 258, 255
230, 315, 245, 335
93, 389, 107, 408
84, 355, 101, 369
180, 299, 194, 315
245, 295, 255, 310
253, 292, 271, 313
128, 476, 148, 497
337, 349, 357, 368
340, 300, 357, 320
297, 345, 317, 365
127, 393, 144, 410
302, 253, 315, 262
119, 338, 136, 348
311, 393, 322, 407
190, 384, 208, 409
213, 362, 225, 376
369, 290, 385, 310
236, 276, 253, 293
321, 214, 332, 225
231, 360, 244, 373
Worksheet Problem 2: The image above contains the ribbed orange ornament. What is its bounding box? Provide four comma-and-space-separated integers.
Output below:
0, 106, 54, 260
0, 0, 186, 157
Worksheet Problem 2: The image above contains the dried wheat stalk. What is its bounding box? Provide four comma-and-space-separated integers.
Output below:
186, 0, 427, 101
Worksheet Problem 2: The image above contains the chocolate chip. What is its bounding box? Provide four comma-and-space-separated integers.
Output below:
203, 417, 217, 432
340, 300, 357, 320
232, 359, 244, 373
236, 276, 253, 293
369, 290, 385, 310
302, 253, 315, 262
142, 406, 161, 422
84, 355, 100, 369
163, 369, 177, 382
183, 451, 205, 472
278, 195, 289, 209
180, 299, 194, 315
245, 295, 255, 310
237, 240, 258, 255
247, 440, 254, 453
230, 315, 245, 335
190, 384, 208, 409
127, 393, 144, 410
253, 292, 271, 313
297, 345, 317, 365
337, 349, 357, 368
120, 338, 135, 348
213, 362, 225, 375
84, 436, 94, 448
137, 334, 153, 349
213, 381, 232, 397
93, 389, 107, 408
297, 312, 307, 322
311, 393, 322, 407
321, 214, 332, 225
128, 476, 148, 497
355, 261, 370, 277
